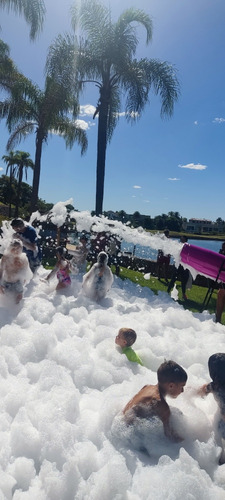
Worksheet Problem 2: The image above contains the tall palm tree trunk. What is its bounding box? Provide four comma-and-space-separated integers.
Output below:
95, 96, 109, 216
30, 133, 43, 214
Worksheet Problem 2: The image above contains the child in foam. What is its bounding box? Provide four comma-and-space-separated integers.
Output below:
0, 240, 32, 303
45, 247, 71, 291
69, 235, 89, 274
11, 218, 42, 274
123, 360, 187, 442
197, 353, 225, 464
82, 251, 113, 302
115, 328, 144, 366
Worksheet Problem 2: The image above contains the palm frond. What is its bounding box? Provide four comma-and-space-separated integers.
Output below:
0, 0, 46, 40
6, 121, 35, 150
141, 58, 180, 117
46, 33, 79, 92
120, 60, 149, 119
52, 117, 88, 154
71, 0, 114, 62
116, 8, 153, 53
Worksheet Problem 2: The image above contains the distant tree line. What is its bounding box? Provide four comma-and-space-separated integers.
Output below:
101, 210, 184, 231
101, 210, 225, 233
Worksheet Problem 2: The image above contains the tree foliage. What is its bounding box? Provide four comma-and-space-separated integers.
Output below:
47, 0, 180, 215
0, 0, 46, 40
0, 74, 88, 213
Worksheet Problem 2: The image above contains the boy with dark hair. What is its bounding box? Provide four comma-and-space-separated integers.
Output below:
115, 328, 144, 366
123, 360, 187, 441
11, 218, 42, 273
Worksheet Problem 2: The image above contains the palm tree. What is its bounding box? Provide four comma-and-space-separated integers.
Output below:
2, 150, 33, 216
0, 75, 88, 213
2, 150, 17, 216
47, 0, 180, 215
14, 151, 34, 217
0, 0, 46, 40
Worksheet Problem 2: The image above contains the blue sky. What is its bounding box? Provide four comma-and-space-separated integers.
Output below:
0, 0, 225, 220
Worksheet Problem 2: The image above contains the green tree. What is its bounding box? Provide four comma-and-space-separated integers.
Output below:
2, 150, 33, 216
2, 150, 18, 216
0, 0, 46, 40
13, 151, 33, 216
47, 0, 179, 215
0, 174, 16, 212
0, 75, 88, 213
0, 39, 24, 94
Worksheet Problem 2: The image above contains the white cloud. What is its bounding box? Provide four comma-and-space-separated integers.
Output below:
144, 200, 150, 203
75, 119, 94, 130
50, 119, 94, 136
0, 167, 3, 171
194, 121, 198, 125
178, 163, 207, 171
79, 104, 96, 117
168, 177, 180, 181
213, 117, 225, 124
133, 185, 141, 189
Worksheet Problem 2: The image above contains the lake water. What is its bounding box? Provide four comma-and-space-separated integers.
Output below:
121, 238, 224, 261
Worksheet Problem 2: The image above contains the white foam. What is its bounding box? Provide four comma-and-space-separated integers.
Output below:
0, 209, 225, 498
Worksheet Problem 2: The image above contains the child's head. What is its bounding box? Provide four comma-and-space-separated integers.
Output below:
208, 353, 225, 387
11, 218, 25, 233
80, 234, 87, 244
9, 240, 23, 254
97, 251, 108, 265
157, 360, 187, 398
115, 328, 137, 348
56, 246, 66, 258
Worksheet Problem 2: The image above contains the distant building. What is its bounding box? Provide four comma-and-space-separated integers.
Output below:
182, 218, 224, 234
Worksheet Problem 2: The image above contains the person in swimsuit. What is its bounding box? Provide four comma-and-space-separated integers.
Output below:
0, 239, 32, 303
45, 247, 71, 291
197, 353, 225, 464
82, 251, 113, 302
123, 360, 187, 441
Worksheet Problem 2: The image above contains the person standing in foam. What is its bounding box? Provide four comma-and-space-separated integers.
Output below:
11, 218, 42, 274
0, 240, 32, 303
82, 251, 113, 302
45, 247, 71, 291
197, 353, 225, 464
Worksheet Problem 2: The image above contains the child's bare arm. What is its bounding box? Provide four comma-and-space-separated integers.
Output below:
46, 265, 57, 281
157, 402, 183, 442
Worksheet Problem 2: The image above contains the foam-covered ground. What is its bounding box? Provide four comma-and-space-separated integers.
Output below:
1, 267, 225, 500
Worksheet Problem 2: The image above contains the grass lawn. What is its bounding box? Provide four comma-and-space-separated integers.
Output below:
43, 258, 224, 326
113, 265, 225, 325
